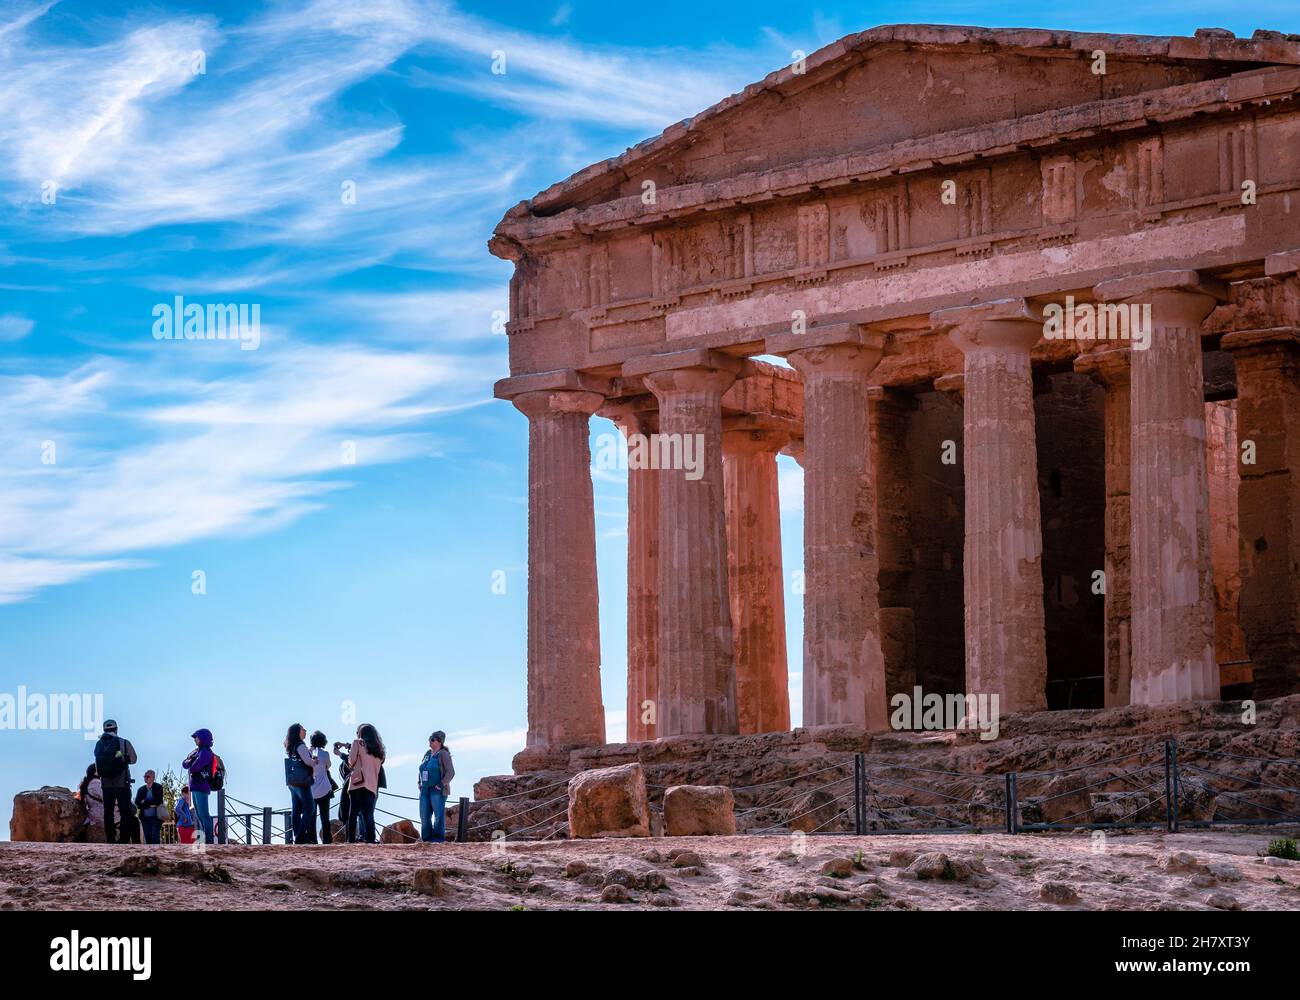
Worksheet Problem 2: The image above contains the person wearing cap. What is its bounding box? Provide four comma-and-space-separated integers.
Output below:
417, 731, 455, 843
93, 720, 138, 844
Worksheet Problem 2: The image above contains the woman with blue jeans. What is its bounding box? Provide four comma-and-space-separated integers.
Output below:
284, 723, 317, 844
418, 731, 455, 843
182, 728, 217, 844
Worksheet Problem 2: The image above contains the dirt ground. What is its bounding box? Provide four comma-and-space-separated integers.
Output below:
2, 827, 1299, 910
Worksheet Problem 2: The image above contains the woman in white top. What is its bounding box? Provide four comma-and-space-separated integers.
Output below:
308, 730, 335, 844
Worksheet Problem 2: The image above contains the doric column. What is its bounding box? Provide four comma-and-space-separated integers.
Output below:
626, 349, 743, 736
1073, 348, 1132, 707
602, 400, 660, 742
499, 376, 607, 748
930, 299, 1048, 713
1096, 269, 1226, 704
869, 386, 917, 699
1222, 324, 1300, 698
722, 422, 791, 734
769, 324, 887, 730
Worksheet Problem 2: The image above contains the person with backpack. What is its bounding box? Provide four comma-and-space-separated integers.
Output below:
284, 723, 317, 844
345, 723, 385, 844
94, 720, 138, 844
418, 731, 455, 843
175, 787, 196, 845
308, 731, 336, 844
182, 728, 219, 845
134, 770, 165, 844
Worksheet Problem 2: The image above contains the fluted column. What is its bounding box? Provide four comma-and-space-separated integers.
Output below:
723, 424, 791, 734
635, 355, 739, 736
510, 388, 607, 748
931, 299, 1047, 713
1222, 324, 1300, 698
1096, 270, 1226, 704
1074, 348, 1132, 707
770, 324, 887, 730
604, 401, 660, 741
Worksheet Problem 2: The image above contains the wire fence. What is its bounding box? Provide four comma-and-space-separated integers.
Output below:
202, 738, 1300, 845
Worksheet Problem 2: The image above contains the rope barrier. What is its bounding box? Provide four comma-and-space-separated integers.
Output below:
466, 792, 570, 833
210, 738, 1300, 844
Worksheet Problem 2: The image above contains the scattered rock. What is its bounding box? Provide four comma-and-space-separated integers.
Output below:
1206, 862, 1243, 882
600, 884, 631, 904
662, 785, 736, 836
905, 852, 969, 881
563, 860, 588, 878
820, 857, 854, 878
1158, 851, 1203, 873
567, 763, 651, 839
671, 851, 702, 869
1040, 881, 1079, 904
888, 849, 919, 868
380, 819, 418, 844
1205, 891, 1241, 911
412, 868, 445, 896
10, 787, 86, 843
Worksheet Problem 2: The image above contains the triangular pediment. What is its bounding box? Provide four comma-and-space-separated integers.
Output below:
519, 24, 1300, 220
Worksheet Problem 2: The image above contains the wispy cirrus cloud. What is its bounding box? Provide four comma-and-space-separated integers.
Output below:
0, 341, 498, 603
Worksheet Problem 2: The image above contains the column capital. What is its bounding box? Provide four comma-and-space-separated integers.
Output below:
622, 347, 747, 381
511, 388, 605, 419
930, 298, 1043, 355
494, 367, 612, 401
1094, 268, 1228, 307
1073, 347, 1132, 388
1220, 326, 1300, 359
767, 321, 885, 359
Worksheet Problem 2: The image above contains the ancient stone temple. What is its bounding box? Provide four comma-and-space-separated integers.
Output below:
491, 25, 1300, 751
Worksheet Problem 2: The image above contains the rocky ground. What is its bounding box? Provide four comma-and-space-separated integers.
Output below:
3, 827, 1298, 911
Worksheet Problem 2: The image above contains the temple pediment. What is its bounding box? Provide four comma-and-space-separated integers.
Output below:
502, 25, 1300, 228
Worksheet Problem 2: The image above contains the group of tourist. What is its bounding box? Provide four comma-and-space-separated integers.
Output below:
76, 718, 455, 846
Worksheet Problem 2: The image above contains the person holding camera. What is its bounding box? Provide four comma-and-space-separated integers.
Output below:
345, 723, 385, 844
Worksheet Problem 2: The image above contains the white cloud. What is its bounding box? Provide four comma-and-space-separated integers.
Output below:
0, 314, 33, 341
0, 342, 496, 603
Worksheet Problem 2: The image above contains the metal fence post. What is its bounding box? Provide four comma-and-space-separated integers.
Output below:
1170, 738, 1180, 832
262, 806, 272, 845
456, 796, 469, 842
1006, 772, 1018, 834
854, 753, 865, 835
1168, 738, 1180, 833
216, 788, 227, 845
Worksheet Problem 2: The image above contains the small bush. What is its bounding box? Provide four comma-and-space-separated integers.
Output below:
1265, 838, 1299, 861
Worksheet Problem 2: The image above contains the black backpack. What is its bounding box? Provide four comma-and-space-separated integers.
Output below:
95, 736, 128, 782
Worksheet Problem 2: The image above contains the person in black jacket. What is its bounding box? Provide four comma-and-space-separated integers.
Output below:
94, 720, 139, 844
134, 770, 165, 844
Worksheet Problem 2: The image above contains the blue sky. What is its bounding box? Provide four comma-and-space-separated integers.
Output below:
2, 0, 1298, 837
